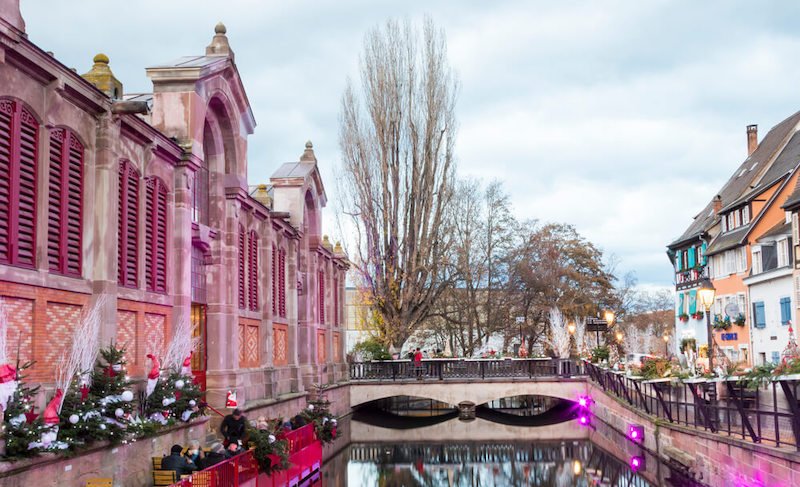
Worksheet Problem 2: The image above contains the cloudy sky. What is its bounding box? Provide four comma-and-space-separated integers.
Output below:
19, 0, 800, 289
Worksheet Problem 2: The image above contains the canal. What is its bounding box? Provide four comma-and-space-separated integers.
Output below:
319, 395, 705, 486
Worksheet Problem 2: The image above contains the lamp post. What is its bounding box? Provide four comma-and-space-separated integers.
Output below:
602, 310, 615, 347
697, 278, 717, 373
663, 334, 670, 358
615, 331, 623, 343
568, 322, 576, 357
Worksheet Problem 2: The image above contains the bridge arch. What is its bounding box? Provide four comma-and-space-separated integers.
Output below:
349, 379, 589, 409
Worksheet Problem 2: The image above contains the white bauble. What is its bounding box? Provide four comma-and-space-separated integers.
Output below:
112, 364, 123, 372
307, 404, 314, 411
189, 400, 196, 407
162, 398, 170, 406
174, 379, 185, 389
331, 419, 337, 425
99, 424, 107, 430
115, 408, 125, 418
268, 434, 276, 444
120, 391, 134, 402
322, 417, 328, 424
69, 414, 80, 424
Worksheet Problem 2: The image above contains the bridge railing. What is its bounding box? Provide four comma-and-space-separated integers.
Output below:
586, 361, 800, 450
349, 358, 583, 381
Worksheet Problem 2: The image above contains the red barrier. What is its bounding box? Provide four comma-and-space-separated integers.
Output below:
167, 424, 321, 487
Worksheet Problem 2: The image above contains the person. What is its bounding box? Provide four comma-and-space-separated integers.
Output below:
197, 442, 226, 470
220, 408, 247, 447
414, 347, 423, 378
225, 441, 243, 458
162, 444, 198, 477
291, 414, 307, 430
184, 439, 204, 464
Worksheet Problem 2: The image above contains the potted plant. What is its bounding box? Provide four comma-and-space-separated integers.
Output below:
678, 313, 690, 322
692, 311, 704, 320
713, 314, 731, 330
734, 314, 746, 327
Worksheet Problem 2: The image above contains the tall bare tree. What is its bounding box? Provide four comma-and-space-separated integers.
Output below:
338, 18, 459, 346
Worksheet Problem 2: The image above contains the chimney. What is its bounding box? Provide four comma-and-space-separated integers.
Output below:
747, 124, 758, 156
713, 195, 722, 215
0, 0, 26, 33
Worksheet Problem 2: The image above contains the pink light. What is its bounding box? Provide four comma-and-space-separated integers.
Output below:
578, 395, 591, 407
630, 456, 644, 472
631, 430, 638, 438
578, 414, 589, 425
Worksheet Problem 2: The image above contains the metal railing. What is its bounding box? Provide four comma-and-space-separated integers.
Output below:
349, 358, 583, 381
168, 424, 322, 487
586, 362, 800, 450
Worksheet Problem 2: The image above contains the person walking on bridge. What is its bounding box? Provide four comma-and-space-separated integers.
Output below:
414, 348, 423, 379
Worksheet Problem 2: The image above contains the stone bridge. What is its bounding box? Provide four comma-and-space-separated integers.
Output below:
349, 378, 588, 408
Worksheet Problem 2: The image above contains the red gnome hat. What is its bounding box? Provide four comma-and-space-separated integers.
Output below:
43, 389, 63, 425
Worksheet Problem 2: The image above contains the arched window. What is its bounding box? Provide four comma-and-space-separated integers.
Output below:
238, 223, 246, 309
248, 230, 258, 311
0, 98, 38, 267
118, 160, 139, 288
48, 128, 84, 277
145, 177, 168, 293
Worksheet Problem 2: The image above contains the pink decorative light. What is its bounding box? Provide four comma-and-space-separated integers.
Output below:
628, 424, 644, 443
630, 456, 644, 472
578, 414, 590, 426
578, 395, 591, 408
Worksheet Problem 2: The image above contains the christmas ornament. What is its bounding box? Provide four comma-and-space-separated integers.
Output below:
268, 434, 276, 444
189, 400, 197, 407
69, 414, 80, 424
80, 383, 89, 401
43, 389, 63, 425
112, 364, 122, 372
175, 379, 185, 389
307, 404, 314, 411
115, 408, 125, 418
99, 424, 106, 430
120, 390, 134, 402
181, 353, 192, 376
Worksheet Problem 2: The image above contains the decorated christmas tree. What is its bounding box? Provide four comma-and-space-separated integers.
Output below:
2, 361, 42, 458
57, 376, 107, 450
301, 388, 340, 445
144, 366, 204, 426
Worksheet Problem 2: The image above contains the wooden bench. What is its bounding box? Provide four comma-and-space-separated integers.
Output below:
152, 470, 177, 487
85, 479, 112, 487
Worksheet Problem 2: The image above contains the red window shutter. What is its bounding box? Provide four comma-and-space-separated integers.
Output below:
279, 249, 286, 318
0, 99, 38, 267
318, 271, 325, 324
48, 128, 83, 277
117, 161, 139, 288
145, 177, 168, 293
271, 244, 277, 315
248, 231, 258, 311
238, 224, 246, 309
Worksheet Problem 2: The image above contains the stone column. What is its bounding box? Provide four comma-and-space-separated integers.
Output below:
170, 158, 196, 333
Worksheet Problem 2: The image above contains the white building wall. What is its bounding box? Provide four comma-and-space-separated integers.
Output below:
745, 268, 794, 366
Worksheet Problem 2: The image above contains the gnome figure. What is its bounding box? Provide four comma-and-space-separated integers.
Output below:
180, 353, 192, 377
146, 354, 160, 397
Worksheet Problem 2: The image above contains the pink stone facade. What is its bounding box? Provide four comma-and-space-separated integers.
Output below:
0, 2, 348, 412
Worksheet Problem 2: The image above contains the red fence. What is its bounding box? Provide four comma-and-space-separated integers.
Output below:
168, 424, 322, 487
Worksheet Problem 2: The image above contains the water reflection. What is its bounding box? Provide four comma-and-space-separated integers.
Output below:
327, 441, 652, 486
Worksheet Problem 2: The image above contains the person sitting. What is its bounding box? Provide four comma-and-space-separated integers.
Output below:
290, 414, 307, 429
161, 444, 198, 477
220, 408, 247, 447
184, 439, 204, 464
197, 442, 226, 470
225, 441, 243, 458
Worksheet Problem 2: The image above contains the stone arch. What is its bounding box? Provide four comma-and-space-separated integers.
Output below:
303, 188, 321, 239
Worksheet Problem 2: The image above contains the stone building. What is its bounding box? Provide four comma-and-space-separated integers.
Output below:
0, 1, 347, 412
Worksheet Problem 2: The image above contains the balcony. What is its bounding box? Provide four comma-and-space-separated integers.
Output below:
676, 265, 709, 290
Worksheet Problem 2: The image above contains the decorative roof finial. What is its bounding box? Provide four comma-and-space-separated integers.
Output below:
206, 21, 234, 59
300, 140, 317, 163
215, 22, 226, 35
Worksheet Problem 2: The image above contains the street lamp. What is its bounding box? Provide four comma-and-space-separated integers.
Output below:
615, 331, 623, 343
604, 310, 616, 327
568, 322, 576, 335
697, 278, 716, 373
663, 334, 670, 358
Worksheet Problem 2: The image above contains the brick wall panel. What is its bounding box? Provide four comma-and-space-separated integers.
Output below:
43, 302, 82, 374
273, 324, 288, 366
116, 310, 138, 370
143, 312, 166, 357
1, 296, 34, 366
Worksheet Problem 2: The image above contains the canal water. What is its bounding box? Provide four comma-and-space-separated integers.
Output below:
320, 407, 705, 486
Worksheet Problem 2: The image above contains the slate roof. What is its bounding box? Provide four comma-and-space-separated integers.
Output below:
782, 176, 800, 210
271, 162, 316, 179
705, 224, 750, 255
668, 110, 800, 249
758, 220, 792, 241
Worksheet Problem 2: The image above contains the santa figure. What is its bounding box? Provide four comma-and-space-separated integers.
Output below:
0, 363, 18, 412
38, 389, 63, 448
180, 353, 192, 377
146, 354, 160, 397
225, 390, 237, 408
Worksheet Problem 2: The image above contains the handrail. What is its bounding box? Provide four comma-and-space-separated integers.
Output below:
166, 424, 320, 487
349, 357, 584, 381
585, 361, 800, 451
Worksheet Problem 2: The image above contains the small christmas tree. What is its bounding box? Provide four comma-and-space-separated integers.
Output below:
90, 344, 138, 442
144, 360, 204, 426
57, 376, 107, 450
3, 361, 42, 458
300, 388, 340, 445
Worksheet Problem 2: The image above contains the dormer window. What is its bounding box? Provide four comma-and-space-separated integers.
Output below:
722, 205, 750, 233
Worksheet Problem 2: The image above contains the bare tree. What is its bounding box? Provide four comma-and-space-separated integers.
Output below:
338, 18, 459, 346
546, 307, 571, 359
